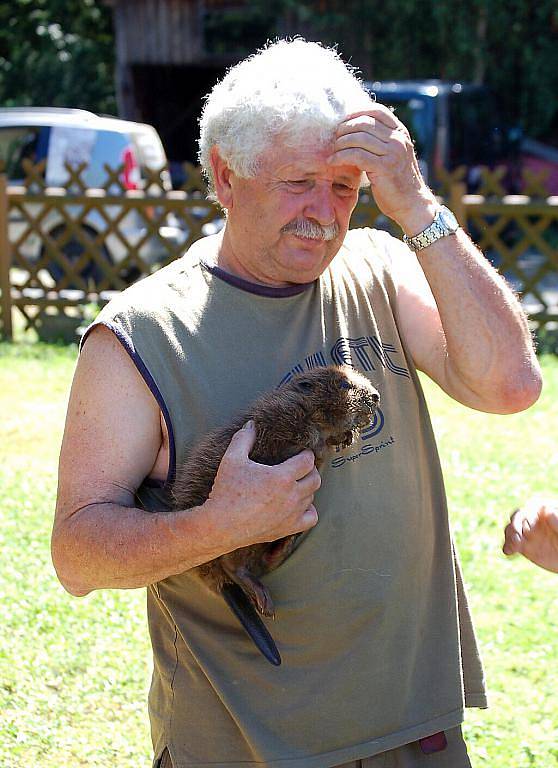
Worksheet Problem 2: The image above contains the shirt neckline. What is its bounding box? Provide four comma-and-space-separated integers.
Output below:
200, 260, 316, 298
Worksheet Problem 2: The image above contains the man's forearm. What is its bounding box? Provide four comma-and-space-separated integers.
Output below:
51, 501, 230, 596
416, 227, 540, 411
393, 188, 542, 414
53, 423, 320, 597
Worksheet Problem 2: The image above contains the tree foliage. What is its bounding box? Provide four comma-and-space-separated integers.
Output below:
0, 0, 557, 141
0, 0, 116, 115
269, 0, 558, 141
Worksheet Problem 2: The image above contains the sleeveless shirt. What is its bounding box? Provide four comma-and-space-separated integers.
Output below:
84, 228, 487, 768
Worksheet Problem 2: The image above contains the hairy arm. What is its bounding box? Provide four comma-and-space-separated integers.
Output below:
387, 230, 540, 413
52, 325, 319, 596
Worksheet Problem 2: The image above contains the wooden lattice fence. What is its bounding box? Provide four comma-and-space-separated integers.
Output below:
0, 162, 557, 344
0, 160, 219, 341
465, 197, 558, 332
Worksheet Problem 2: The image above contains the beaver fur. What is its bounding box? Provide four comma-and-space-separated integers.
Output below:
172, 364, 380, 664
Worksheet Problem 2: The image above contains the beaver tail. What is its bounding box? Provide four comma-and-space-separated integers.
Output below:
222, 583, 282, 667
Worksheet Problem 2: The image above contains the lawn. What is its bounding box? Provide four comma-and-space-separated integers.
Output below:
0, 342, 557, 767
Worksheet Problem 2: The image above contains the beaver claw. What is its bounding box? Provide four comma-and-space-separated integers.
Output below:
232, 566, 275, 618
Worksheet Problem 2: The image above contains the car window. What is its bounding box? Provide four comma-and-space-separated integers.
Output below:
46, 126, 97, 186
87, 130, 132, 188
0, 121, 170, 191
0, 126, 50, 182
44, 126, 132, 189
448, 91, 503, 166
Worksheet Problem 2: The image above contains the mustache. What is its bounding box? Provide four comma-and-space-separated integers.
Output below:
281, 218, 340, 241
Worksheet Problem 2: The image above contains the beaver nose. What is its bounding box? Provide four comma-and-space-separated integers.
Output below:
371, 393, 380, 405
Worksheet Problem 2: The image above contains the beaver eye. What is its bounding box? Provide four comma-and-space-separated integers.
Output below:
296, 380, 314, 392
339, 379, 351, 390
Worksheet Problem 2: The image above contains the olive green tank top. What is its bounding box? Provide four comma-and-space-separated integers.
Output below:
85, 228, 486, 768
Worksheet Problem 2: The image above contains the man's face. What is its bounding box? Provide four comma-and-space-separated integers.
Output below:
220, 140, 362, 286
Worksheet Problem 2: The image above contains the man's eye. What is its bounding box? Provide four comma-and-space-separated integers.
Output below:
288, 179, 312, 190
334, 183, 356, 194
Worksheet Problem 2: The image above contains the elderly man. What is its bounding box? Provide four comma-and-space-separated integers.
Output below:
52, 40, 541, 768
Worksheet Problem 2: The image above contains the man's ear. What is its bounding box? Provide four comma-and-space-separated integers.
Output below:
210, 146, 234, 209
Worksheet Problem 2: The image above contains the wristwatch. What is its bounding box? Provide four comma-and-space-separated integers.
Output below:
402, 206, 460, 251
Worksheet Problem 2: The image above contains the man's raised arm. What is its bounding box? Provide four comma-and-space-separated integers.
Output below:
330, 105, 542, 414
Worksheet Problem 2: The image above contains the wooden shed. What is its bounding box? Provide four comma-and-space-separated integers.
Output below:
106, 0, 279, 165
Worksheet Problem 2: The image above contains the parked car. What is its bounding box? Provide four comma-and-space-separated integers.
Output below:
0, 107, 186, 287
365, 80, 522, 191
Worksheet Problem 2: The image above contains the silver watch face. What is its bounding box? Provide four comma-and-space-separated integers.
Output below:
438, 206, 459, 233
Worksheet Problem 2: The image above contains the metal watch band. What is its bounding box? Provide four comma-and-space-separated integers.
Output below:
402, 206, 459, 252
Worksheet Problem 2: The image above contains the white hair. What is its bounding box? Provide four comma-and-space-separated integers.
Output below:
198, 39, 374, 195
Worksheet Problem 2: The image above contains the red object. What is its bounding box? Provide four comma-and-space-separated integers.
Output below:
418, 731, 448, 754
121, 145, 139, 190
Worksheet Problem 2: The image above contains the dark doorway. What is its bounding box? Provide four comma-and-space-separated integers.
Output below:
131, 63, 227, 165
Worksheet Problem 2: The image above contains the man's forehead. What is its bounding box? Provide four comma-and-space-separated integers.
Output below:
261, 142, 361, 182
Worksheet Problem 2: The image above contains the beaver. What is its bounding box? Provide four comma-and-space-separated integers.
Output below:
172, 364, 380, 665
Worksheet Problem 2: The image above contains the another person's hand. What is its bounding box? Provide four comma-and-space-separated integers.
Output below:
329, 104, 437, 230
503, 498, 558, 573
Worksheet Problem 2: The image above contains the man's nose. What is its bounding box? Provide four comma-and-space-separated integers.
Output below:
303, 183, 336, 225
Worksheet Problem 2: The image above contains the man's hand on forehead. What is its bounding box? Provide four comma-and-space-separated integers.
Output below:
329, 104, 412, 166
327, 104, 436, 227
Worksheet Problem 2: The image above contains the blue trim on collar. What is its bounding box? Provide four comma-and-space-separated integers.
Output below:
200, 260, 315, 298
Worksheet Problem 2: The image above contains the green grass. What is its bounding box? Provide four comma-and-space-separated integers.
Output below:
0, 343, 152, 767
1, 342, 557, 767
424, 360, 558, 767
